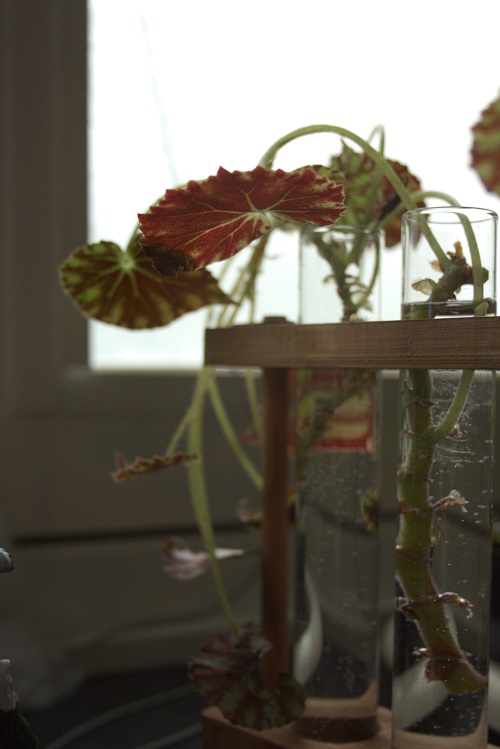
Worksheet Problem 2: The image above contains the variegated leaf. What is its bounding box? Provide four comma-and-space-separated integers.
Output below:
112, 450, 197, 483
139, 166, 345, 276
189, 625, 306, 729
59, 236, 233, 329
328, 144, 424, 247
328, 145, 374, 228
471, 92, 500, 196
381, 158, 425, 247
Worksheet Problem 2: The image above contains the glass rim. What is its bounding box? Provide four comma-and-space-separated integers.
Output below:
304, 223, 383, 238
403, 206, 498, 224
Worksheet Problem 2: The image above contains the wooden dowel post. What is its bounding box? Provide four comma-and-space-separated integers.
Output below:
260, 367, 290, 686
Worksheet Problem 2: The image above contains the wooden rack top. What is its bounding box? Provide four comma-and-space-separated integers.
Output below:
205, 317, 500, 370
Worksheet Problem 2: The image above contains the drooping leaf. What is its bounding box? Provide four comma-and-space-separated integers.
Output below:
139, 166, 345, 276
59, 236, 233, 329
112, 450, 197, 483
328, 143, 424, 246
162, 537, 246, 581
471, 92, 500, 196
189, 625, 306, 730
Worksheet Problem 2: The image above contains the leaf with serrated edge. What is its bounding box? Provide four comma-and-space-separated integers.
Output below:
59, 236, 233, 329
112, 451, 197, 483
327, 144, 424, 247
471, 92, 500, 196
189, 625, 306, 730
139, 166, 345, 276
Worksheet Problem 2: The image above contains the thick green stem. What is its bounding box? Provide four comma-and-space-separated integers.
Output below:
395, 253, 489, 694
396, 368, 487, 694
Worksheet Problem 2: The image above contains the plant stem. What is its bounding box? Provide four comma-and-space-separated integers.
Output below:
375, 190, 460, 237
166, 233, 271, 636
397, 273, 488, 694
352, 238, 380, 315
259, 125, 451, 270
244, 368, 263, 446
457, 211, 484, 303
207, 377, 263, 490
186, 368, 240, 636
430, 369, 474, 443
166, 365, 215, 456
396, 367, 487, 694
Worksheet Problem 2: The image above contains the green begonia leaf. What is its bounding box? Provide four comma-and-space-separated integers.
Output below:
189, 625, 306, 730
59, 236, 233, 329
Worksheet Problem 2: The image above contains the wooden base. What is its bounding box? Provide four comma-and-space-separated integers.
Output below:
202, 707, 498, 748
201, 706, 392, 748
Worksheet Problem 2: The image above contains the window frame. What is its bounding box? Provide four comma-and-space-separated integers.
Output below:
1, 0, 89, 417
0, 0, 255, 541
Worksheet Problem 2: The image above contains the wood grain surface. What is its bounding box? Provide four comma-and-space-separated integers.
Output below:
205, 318, 500, 370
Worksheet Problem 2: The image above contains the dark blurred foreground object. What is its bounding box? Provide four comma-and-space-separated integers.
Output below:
0, 659, 37, 748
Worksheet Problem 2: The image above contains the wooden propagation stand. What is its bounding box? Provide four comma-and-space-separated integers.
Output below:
202, 318, 500, 749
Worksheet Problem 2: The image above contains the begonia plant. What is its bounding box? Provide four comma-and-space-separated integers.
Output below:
59, 103, 500, 729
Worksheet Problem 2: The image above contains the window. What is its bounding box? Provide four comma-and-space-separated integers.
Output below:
0, 0, 261, 673
89, 0, 500, 370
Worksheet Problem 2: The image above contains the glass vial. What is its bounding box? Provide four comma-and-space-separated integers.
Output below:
294, 225, 382, 742
393, 207, 497, 749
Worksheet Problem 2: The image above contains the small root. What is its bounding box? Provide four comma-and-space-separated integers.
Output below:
432, 489, 467, 512
396, 591, 473, 620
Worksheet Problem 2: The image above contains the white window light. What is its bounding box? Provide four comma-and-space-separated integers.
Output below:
88, 0, 500, 370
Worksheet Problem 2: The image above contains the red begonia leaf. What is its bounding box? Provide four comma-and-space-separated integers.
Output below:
189, 625, 306, 730
471, 92, 500, 196
139, 166, 345, 276
112, 450, 197, 483
59, 236, 233, 329
328, 144, 424, 247
381, 158, 425, 247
